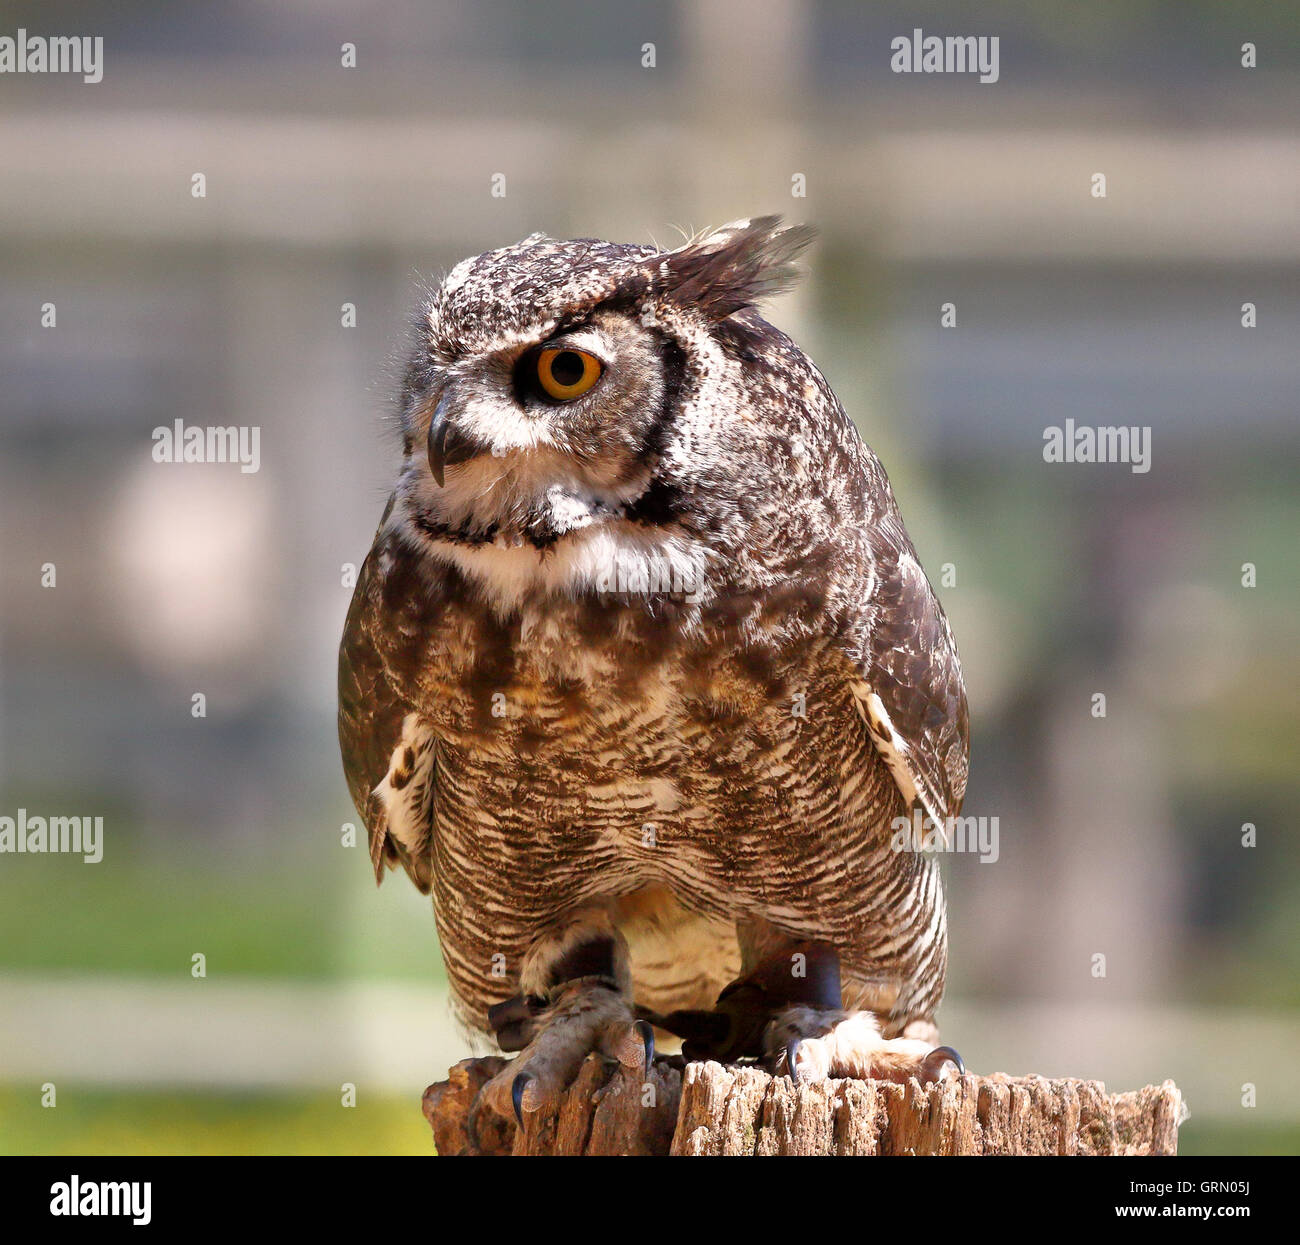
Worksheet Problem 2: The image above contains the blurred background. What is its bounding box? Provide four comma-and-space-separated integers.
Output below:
1, 0, 1297, 1155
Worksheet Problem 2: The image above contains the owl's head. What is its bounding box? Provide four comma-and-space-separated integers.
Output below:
392, 217, 824, 603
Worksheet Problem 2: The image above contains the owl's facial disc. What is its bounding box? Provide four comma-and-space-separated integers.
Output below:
426, 337, 608, 486
412, 312, 668, 546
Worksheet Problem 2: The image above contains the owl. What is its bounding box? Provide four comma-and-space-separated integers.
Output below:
338, 217, 969, 1143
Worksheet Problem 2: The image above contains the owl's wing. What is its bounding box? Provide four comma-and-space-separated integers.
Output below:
838, 521, 970, 833
337, 530, 435, 895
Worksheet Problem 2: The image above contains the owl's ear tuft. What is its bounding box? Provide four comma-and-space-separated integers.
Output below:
657, 216, 816, 320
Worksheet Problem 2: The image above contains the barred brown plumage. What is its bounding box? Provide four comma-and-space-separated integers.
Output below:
338, 217, 970, 1135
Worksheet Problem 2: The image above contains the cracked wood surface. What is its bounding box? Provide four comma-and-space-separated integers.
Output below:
423, 1056, 1182, 1156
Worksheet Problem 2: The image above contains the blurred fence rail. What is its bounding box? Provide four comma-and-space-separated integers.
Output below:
1, 103, 1298, 260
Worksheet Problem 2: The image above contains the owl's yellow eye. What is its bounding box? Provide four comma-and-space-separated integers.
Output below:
536, 347, 602, 401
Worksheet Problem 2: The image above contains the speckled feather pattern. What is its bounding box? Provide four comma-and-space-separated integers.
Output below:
338, 218, 968, 1040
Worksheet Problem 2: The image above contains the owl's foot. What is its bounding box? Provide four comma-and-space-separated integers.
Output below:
765, 1006, 963, 1084
650, 939, 962, 1085
467, 978, 653, 1150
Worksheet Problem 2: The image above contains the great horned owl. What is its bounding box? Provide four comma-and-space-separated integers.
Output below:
339, 217, 969, 1141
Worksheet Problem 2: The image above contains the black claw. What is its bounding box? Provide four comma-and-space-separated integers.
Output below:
511, 1071, 535, 1128
635, 1019, 655, 1077
924, 1045, 965, 1078
786, 1037, 802, 1082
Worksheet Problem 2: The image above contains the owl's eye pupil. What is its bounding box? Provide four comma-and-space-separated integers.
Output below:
549, 351, 586, 387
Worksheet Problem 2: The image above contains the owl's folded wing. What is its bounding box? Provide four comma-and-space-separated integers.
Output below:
839, 530, 970, 836
338, 540, 435, 895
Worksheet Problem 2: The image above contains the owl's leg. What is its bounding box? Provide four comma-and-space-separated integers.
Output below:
467, 912, 653, 1149
653, 940, 844, 1062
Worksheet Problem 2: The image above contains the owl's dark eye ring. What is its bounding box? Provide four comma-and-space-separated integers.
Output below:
534, 347, 602, 402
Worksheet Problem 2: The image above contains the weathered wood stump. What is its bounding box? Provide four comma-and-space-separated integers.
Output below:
423, 1056, 1183, 1155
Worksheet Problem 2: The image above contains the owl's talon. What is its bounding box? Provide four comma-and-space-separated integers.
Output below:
786, 1037, 803, 1082
511, 1071, 535, 1126
635, 1019, 655, 1077
921, 1045, 964, 1080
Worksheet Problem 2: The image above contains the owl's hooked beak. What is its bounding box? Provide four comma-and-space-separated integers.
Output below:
426, 392, 486, 487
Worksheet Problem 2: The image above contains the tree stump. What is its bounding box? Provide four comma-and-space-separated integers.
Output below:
423, 1056, 1183, 1156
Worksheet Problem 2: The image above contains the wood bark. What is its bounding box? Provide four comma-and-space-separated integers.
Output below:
423, 1057, 1182, 1156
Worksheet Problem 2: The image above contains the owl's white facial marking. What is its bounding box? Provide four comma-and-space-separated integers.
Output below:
392, 503, 710, 616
